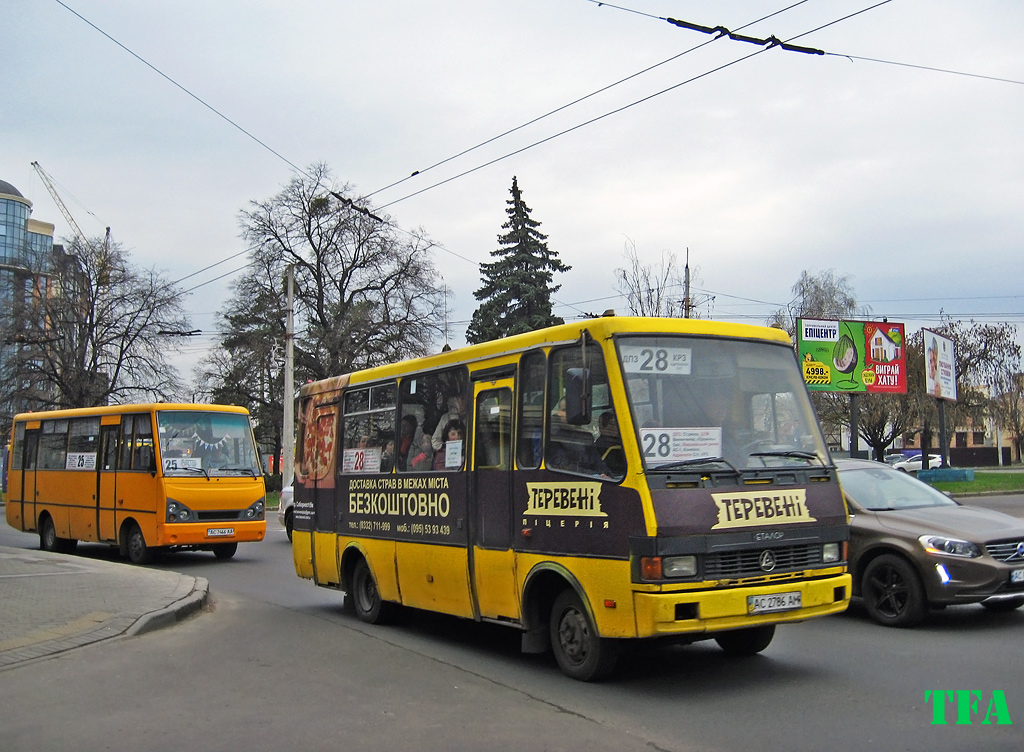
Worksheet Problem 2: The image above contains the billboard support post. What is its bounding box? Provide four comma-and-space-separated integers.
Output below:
849, 393, 860, 458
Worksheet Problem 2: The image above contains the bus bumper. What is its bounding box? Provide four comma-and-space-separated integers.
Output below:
157, 521, 267, 547
633, 573, 851, 637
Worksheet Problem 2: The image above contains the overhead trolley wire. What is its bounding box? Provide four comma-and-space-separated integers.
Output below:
367, 0, 814, 201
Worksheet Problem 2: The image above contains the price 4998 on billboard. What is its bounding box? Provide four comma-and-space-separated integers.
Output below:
796, 319, 907, 394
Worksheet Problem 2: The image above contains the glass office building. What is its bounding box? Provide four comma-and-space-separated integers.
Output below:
0, 179, 56, 428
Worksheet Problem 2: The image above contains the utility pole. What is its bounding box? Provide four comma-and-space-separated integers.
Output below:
683, 247, 691, 319
281, 265, 295, 485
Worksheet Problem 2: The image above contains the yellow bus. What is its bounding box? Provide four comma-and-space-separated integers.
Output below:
291, 317, 851, 680
5, 403, 267, 563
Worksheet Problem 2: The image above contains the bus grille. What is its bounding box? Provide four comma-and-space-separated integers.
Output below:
705, 544, 822, 578
986, 540, 1024, 562
196, 510, 244, 522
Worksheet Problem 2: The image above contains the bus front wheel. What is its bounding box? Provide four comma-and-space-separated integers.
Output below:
125, 523, 153, 565
352, 559, 396, 625
549, 589, 619, 681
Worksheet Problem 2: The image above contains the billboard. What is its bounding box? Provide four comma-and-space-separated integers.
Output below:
796, 319, 907, 393
923, 329, 957, 401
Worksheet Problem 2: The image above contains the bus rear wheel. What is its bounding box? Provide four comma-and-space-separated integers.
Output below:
714, 624, 776, 655
549, 589, 619, 681
352, 559, 396, 624
212, 542, 238, 560
125, 523, 153, 565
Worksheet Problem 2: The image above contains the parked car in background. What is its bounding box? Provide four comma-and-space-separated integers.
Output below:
883, 453, 905, 465
891, 453, 943, 473
837, 458, 1024, 627
277, 482, 294, 541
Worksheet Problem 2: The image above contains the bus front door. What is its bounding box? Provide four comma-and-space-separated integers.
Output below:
18, 429, 40, 531
470, 382, 519, 621
97, 423, 120, 542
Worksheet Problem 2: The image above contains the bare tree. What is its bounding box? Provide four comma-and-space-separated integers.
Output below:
198, 164, 446, 463
614, 240, 687, 317
1, 233, 190, 422
992, 370, 1024, 463
767, 269, 868, 334
768, 269, 870, 449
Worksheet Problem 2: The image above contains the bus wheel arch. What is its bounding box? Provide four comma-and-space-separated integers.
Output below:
519, 566, 598, 646
120, 519, 153, 565
349, 554, 398, 625
549, 588, 621, 681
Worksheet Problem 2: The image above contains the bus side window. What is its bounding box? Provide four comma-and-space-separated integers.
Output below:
134, 414, 155, 471
342, 382, 396, 473
119, 416, 135, 470
397, 368, 468, 472
546, 342, 625, 480
39, 419, 69, 470
12, 423, 26, 470
516, 349, 545, 469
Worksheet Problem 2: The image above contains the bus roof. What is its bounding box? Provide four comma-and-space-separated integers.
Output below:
12, 403, 252, 423
299, 315, 793, 398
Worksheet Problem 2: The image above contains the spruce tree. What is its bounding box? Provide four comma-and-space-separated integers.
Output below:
466, 176, 570, 344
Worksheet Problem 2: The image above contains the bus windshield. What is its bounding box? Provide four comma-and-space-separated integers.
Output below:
157, 410, 262, 476
617, 335, 829, 471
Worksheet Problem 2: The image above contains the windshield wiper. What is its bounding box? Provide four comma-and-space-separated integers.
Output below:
650, 457, 740, 474
216, 466, 257, 476
175, 466, 209, 478
749, 450, 825, 466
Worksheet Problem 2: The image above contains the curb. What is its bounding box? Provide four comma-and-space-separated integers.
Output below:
126, 576, 210, 637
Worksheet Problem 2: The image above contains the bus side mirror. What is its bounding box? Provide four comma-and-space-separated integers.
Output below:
565, 368, 591, 425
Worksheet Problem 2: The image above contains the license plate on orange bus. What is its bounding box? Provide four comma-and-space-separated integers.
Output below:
206, 528, 234, 537
748, 592, 801, 614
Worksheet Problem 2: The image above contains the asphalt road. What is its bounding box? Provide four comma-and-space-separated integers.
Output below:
1, 497, 1022, 752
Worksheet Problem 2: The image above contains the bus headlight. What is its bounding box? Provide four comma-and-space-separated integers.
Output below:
166, 500, 196, 523
245, 500, 265, 520
822, 543, 841, 564
663, 555, 697, 578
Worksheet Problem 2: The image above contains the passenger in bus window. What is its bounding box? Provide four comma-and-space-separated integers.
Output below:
698, 382, 753, 461
548, 408, 609, 478
594, 411, 627, 477
433, 419, 465, 470
397, 415, 416, 468
431, 394, 467, 451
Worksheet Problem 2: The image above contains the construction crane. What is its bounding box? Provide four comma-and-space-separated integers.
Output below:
30, 161, 110, 260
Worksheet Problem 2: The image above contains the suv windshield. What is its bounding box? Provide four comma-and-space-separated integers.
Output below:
617, 335, 829, 471
157, 410, 262, 477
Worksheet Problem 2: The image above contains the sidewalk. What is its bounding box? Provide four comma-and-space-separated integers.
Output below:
0, 544, 208, 670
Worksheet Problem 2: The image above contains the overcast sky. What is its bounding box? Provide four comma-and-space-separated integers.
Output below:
4, 0, 1022, 382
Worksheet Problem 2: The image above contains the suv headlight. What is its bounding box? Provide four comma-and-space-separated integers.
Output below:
919, 535, 981, 558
